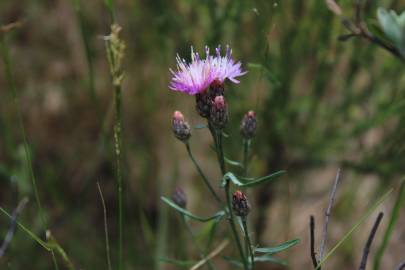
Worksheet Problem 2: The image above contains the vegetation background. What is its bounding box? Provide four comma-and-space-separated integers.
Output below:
0, 0, 404, 269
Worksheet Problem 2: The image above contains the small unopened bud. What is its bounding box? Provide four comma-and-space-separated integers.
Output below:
240, 111, 257, 139
232, 190, 250, 217
208, 79, 225, 100
210, 96, 228, 129
172, 111, 191, 142
195, 92, 211, 118
172, 187, 187, 208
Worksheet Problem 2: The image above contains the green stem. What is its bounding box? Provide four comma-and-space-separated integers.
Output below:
242, 218, 254, 269
114, 84, 123, 270
185, 143, 222, 204
211, 127, 225, 175
242, 139, 250, 177
51, 250, 60, 270
0, 38, 46, 229
182, 216, 216, 270
208, 122, 224, 174
225, 181, 248, 270
72, 0, 98, 108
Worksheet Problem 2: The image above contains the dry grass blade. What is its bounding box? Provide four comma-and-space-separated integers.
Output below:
0, 21, 24, 34
325, 0, 342, 15
189, 240, 229, 270
97, 182, 113, 270
319, 169, 342, 260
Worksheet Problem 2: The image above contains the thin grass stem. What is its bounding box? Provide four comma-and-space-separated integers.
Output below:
181, 215, 216, 270
0, 37, 46, 229
97, 182, 113, 270
315, 188, 393, 270
51, 250, 60, 270
185, 142, 222, 204
72, 0, 98, 109
114, 84, 124, 270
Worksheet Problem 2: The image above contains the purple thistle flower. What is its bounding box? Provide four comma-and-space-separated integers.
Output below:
169, 48, 215, 95
169, 46, 246, 95
209, 45, 247, 84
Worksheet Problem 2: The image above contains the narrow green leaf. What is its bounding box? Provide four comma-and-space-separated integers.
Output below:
221, 172, 244, 187
222, 171, 285, 188
223, 256, 244, 268
193, 124, 208, 129
161, 197, 224, 222
0, 207, 50, 251
315, 188, 393, 270
254, 255, 287, 266
239, 171, 285, 188
224, 157, 244, 169
159, 257, 195, 268
373, 180, 405, 270
255, 239, 300, 255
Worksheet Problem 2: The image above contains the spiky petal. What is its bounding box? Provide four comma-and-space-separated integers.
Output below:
169, 48, 215, 95
169, 46, 247, 95
209, 45, 247, 84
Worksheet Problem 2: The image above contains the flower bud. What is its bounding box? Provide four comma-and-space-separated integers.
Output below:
171, 187, 187, 208
232, 190, 250, 217
208, 79, 225, 100
172, 111, 191, 142
240, 111, 257, 139
210, 96, 228, 129
195, 92, 211, 118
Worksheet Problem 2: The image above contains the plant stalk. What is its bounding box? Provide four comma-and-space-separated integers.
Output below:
185, 142, 222, 204
242, 217, 254, 269
225, 181, 248, 270
242, 139, 250, 177
114, 84, 124, 270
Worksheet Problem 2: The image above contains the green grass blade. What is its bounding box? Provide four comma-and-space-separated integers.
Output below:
0, 207, 50, 251
315, 188, 393, 270
373, 180, 405, 270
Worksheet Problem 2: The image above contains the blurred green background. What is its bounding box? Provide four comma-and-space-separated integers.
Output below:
0, 0, 404, 269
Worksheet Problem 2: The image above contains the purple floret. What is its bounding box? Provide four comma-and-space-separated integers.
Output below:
169, 46, 246, 95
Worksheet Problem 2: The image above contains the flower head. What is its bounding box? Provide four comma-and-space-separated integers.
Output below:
209, 45, 247, 84
169, 46, 246, 95
169, 48, 215, 95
